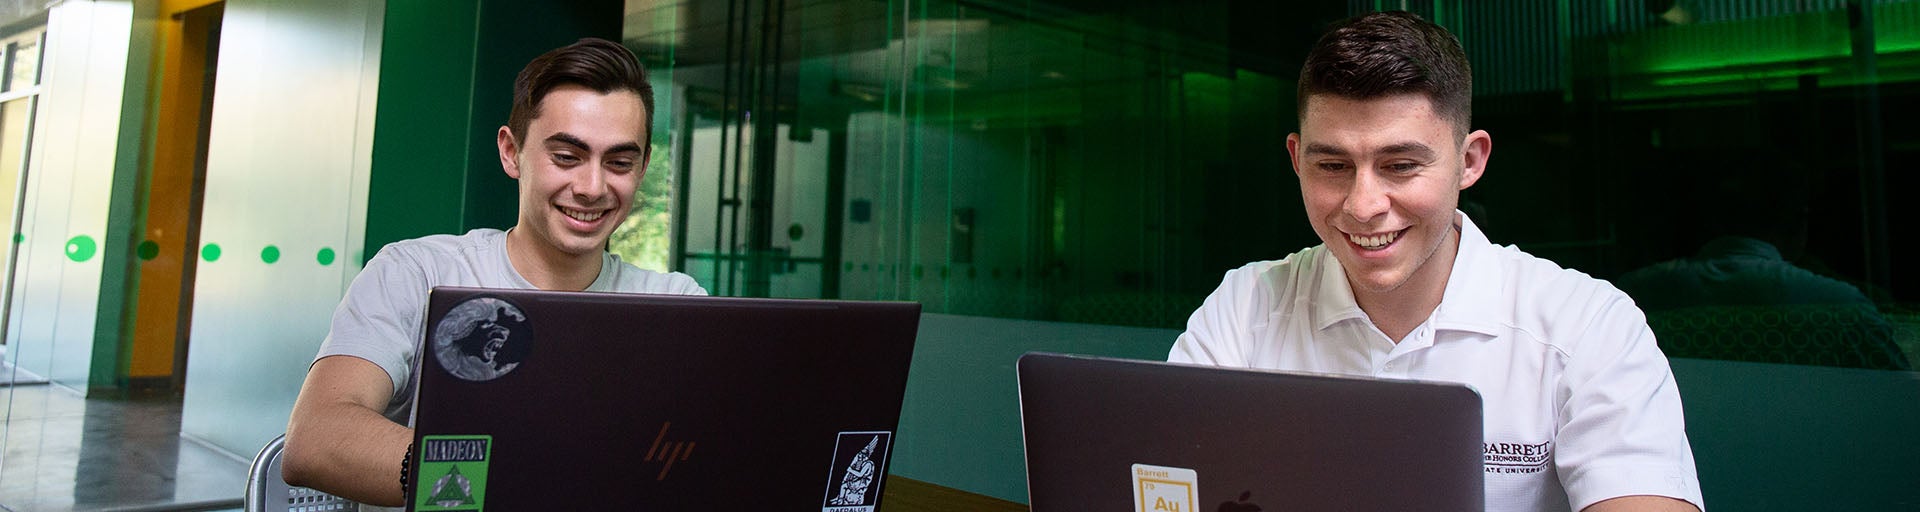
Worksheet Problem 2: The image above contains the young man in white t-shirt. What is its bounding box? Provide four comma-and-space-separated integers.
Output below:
281, 38, 705, 507
1168, 11, 1704, 512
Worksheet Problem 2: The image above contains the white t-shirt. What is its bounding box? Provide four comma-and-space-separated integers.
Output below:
1169, 213, 1704, 512
314, 228, 706, 424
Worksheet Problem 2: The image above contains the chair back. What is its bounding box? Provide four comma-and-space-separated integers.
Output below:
245, 434, 361, 512
1648, 303, 1910, 370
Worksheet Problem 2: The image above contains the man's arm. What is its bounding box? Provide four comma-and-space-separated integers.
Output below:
284, 355, 411, 506
1584, 495, 1701, 512
1556, 293, 1705, 511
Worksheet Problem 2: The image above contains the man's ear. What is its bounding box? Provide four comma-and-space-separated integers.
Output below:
497, 126, 522, 179
638, 144, 653, 182
1459, 129, 1491, 190
1286, 133, 1303, 177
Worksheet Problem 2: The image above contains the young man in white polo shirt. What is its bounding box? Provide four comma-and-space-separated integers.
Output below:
280, 39, 705, 508
1168, 11, 1704, 512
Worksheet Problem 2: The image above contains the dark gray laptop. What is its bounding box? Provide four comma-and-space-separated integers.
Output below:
1017, 352, 1484, 511
407, 287, 919, 511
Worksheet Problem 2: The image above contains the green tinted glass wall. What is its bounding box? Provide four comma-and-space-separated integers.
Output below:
632, 0, 1918, 360
626, 6, 1920, 505
629, 0, 1335, 326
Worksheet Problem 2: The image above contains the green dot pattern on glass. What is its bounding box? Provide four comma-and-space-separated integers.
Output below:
201, 243, 222, 262
261, 245, 281, 264
317, 247, 337, 266
65, 236, 96, 262
137, 240, 160, 261
11, 233, 21, 244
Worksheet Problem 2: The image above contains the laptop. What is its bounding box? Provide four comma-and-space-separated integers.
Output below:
1017, 352, 1483, 511
406, 287, 920, 511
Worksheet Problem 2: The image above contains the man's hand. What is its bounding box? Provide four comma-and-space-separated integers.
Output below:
284, 355, 413, 506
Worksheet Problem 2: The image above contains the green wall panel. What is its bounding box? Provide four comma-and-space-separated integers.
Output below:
362, 0, 481, 258
365, 0, 623, 260
461, 0, 625, 236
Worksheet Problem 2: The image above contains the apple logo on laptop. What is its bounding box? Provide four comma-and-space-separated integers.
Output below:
1217, 491, 1262, 512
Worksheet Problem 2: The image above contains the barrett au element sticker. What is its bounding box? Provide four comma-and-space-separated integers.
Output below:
821, 431, 892, 512
1131, 463, 1197, 512
432, 296, 534, 382
416, 435, 492, 512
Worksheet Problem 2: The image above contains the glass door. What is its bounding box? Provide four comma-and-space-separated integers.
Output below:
0, 26, 45, 386
637, 0, 852, 299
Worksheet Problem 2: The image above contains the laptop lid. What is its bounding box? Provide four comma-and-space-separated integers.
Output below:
1017, 352, 1483, 512
407, 287, 920, 511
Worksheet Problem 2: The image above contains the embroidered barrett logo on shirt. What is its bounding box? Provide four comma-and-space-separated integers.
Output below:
1484, 440, 1553, 474
432, 296, 535, 382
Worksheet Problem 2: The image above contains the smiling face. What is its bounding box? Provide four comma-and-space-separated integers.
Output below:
1288, 93, 1489, 299
498, 84, 649, 260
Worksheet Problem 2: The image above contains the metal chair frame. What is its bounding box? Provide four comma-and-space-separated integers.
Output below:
244, 434, 360, 512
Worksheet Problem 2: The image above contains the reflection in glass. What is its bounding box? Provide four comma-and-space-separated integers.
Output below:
3, 34, 40, 93
623, 0, 1917, 363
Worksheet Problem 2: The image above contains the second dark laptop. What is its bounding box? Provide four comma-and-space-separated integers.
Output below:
1017, 352, 1484, 511
407, 287, 920, 511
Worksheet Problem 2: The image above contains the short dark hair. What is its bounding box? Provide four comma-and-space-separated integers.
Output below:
1297, 11, 1472, 134
506, 37, 655, 147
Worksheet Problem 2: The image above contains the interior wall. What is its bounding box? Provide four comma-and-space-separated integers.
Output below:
176, 0, 382, 456
4, 0, 134, 391
892, 313, 1179, 502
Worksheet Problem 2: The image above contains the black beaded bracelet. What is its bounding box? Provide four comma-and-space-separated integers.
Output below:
401, 441, 416, 497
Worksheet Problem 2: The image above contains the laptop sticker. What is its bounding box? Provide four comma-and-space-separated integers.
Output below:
416, 435, 492, 512
1132, 463, 1197, 512
432, 296, 534, 381
822, 431, 893, 512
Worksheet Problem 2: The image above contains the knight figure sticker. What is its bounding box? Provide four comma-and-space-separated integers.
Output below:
822, 431, 893, 512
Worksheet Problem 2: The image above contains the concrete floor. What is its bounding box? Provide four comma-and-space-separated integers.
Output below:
0, 378, 245, 512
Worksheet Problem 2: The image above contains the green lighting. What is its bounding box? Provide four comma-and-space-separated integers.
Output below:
1655, 67, 1834, 87
1622, 5, 1920, 79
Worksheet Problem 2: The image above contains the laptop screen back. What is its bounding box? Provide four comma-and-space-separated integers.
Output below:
408, 287, 920, 511
1018, 352, 1483, 511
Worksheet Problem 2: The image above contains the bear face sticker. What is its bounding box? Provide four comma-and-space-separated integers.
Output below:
432, 296, 535, 382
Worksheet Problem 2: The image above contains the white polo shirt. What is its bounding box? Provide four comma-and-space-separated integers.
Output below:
1169, 213, 1704, 512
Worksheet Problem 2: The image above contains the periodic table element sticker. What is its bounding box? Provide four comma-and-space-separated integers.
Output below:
1132, 463, 1198, 512
416, 435, 492, 512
